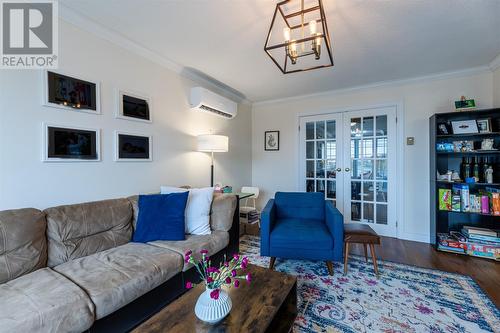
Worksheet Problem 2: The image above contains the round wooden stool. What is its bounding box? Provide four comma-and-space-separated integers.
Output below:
344, 224, 381, 277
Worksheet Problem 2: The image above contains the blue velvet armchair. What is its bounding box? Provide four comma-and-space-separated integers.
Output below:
260, 192, 344, 275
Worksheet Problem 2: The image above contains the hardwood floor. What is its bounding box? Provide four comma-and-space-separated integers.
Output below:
348, 236, 500, 308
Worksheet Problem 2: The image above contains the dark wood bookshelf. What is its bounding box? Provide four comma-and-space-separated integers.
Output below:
430, 108, 500, 260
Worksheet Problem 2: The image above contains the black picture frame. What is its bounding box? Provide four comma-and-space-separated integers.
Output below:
476, 118, 492, 133
265, 131, 280, 151
45, 71, 98, 112
45, 125, 99, 161
115, 132, 152, 161
437, 122, 450, 135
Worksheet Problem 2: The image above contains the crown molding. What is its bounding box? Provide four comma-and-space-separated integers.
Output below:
489, 54, 500, 71
253, 65, 492, 107
58, 3, 250, 104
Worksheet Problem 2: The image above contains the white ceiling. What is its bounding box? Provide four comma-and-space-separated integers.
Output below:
60, 0, 500, 103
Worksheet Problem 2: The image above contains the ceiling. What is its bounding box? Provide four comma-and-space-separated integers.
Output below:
60, 0, 500, 103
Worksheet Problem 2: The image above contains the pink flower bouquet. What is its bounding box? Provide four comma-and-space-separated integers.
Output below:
184, 250, 251, 300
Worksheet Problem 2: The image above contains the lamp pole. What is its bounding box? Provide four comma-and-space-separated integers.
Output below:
211, 151, 214, 187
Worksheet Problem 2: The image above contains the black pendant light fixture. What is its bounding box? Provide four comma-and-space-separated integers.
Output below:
264, 0, 333, 74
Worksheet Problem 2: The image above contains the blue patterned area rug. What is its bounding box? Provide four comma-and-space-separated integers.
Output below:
240, 236, 500, 333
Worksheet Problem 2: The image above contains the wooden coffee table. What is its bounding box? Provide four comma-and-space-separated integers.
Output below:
133, 264, 297, 333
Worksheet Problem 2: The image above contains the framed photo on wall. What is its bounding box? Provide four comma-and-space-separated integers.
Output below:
42, 123, 100, 162
114, 131, 152, 162
116, 89, 152, 123
265, 130, 280, 151
42, 70, 100, 114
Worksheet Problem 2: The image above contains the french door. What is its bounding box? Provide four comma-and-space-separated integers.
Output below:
299, 107, 397, 237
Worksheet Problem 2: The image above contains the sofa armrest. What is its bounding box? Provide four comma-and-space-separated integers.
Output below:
260, 199, 276, 256
325, 201, 344, 260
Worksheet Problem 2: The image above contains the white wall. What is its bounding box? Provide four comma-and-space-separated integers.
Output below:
252, 71, 494, 243
494, 67, 500, 107
0, 21, 252, 210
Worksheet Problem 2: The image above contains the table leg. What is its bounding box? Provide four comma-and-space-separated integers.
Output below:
344, 242, 349, 275
369, 244, 379, 277
269, 257, 276, 270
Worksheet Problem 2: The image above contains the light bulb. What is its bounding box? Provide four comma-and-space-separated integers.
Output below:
309, 20, 317, 35
290, 40, 297, 52
283, 27, 291, 41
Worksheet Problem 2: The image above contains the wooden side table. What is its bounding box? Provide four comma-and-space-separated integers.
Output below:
344, 224, 381, 277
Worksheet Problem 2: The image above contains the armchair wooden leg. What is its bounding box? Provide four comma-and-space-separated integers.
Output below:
344, 242, 349, 275
363, 244, 368, 262
269, 257, 276, 270
326, 261, 334, 276
369, 244, 379, 277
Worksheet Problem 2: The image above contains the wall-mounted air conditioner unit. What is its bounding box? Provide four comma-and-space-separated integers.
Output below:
189, 87, 237, 119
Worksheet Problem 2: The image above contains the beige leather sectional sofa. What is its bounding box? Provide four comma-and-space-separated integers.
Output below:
0, 194, 237, 333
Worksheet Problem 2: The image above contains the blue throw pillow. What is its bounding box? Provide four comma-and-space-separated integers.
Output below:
133, 192, 189, 243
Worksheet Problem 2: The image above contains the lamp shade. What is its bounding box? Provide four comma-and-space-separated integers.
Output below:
197, 134, 229, 152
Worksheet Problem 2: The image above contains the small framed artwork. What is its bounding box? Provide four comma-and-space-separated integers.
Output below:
115, 131, 152, 162
42, 123, 100, 162
437, 122, 451, 135
42, 70, 100, 114
116, 90, 152, 123
476, 119, 492, 133
451, 120, 478, 134
265, 131, 280, 151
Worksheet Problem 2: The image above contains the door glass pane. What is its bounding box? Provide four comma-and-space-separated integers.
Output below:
351, 181, 361, 200
326, 160, 336, 178
363, 203, 374, 223
326, 141, 336, 159
351, 202, 361, 221
306, 122, 315, 140
363, 117, 374, 137
362, 138, 374, 158
362, 160, 374, 180
376, 138, 387, 158
306, 161, 314, 178
351, 160, 362, 179
376, 204, 388, 224
351, 118, 361, 137
376, 160, 387, 180
351, 139, 361, 158
316, 121, 325, 139
306, 180, 315, 192
376, 115, 387, 136
316, 141, 325, 159
306, 142, 314, 159
326, 121, 336, 139
326, 180, 336, 199
316, 179, 325, 194
362, 181, 374, 201
316, 160, 325, 178
376, 182, 387, 202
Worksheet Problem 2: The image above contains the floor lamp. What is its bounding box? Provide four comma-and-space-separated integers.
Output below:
197, 134, 229, 187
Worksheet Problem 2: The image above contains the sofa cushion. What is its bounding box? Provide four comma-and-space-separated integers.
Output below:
210, 194, 237, 232
0, 208, 47, 284
0, 268, 95, 333
270, 218, 333, 250
133, 193, 188, 243
54, 242, 183, 319
274, 192, 325, 220
149, 231, 229, 271
45, 198, 133, 267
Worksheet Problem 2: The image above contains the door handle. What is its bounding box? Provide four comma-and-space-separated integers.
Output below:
345, 168, 350, 172
336, 168, 342, 172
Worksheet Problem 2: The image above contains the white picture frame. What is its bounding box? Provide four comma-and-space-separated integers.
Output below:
114, 130, 153, 162
451, 120, 479, 134
42, 123, 101, 162
115, 89, 152, 123
42, 70, 101, 115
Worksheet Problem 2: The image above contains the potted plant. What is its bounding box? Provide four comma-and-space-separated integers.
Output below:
184, 249, 251, 323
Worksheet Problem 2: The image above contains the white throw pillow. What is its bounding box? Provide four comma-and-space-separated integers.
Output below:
160, 186, 214, 235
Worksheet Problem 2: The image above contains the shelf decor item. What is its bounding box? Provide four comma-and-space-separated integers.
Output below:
451, 120, 478, 134
264, 0, 333, 74
454, 96, 476, 112
184, 250, 251, 324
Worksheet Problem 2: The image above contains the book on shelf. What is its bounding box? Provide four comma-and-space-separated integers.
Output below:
462, 226, 499, 237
